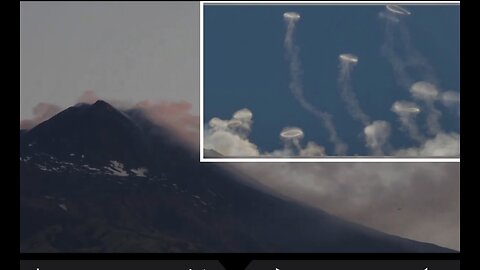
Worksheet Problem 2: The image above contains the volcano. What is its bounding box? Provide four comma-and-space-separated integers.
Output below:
19, 100, 453, 252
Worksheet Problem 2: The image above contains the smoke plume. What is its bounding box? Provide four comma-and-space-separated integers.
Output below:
283, 12, 347, 155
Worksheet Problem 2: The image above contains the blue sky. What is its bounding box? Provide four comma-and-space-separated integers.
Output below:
203, 5, 459, 156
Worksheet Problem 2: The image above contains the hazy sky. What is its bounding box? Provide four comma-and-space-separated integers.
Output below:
20, 1, 199, 119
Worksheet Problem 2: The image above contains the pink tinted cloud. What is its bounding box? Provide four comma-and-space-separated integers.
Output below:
20, 90, 98, 130
135, 100, 199, 146
76, 90, 99, 104
20, 102, 62, 130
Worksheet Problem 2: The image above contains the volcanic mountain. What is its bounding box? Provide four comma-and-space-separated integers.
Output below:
20, 100, 453, 252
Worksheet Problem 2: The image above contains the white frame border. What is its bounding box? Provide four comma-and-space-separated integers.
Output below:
199, 1, 460, 163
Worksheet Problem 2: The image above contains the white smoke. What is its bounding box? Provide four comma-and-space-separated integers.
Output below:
364, 120, 391, 156
279, 126, 304, 154
337, 53, 395, 154
204, 109, 327, 157
231, 108, 254, 138
390, 82, 459, 155
390, 95, 459, 157
441, 91, 460, 108
394, 132, 460, 157
204, 109, 259, 157
299, 141, 326, 157
440, 90, 460, 117
380, 5, 459, 152
264, 142, 326, 158
204, 129, 260, 157
380, 5, 438, 89
283, 12, 347, 155
410, 81, 442, 135
338, 54, 370, 126
391, 100, 424, 143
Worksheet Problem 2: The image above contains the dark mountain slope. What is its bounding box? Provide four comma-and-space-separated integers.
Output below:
20, 101, 454, 252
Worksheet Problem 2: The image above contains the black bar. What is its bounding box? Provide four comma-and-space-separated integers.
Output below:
20, 260, 225, 270
246, 260, 460, 270
20, 259, 460, 270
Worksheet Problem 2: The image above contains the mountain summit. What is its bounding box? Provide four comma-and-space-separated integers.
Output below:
21, 100, 151, 167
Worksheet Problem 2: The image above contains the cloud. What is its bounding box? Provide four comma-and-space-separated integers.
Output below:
204, 109, 328, 157
20, 102, 62, 130
394, 132, 460, 157
76, 90, 99, 104
135, 100, 199, 146
204, 129, 260, 157
204, 109, 259, 157
234, 162, 459, 250
20, 90, 102, 130
299, 141, 326, 156
263, 136, 325, 157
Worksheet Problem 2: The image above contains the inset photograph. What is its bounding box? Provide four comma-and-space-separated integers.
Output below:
202, 3, 460, 159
